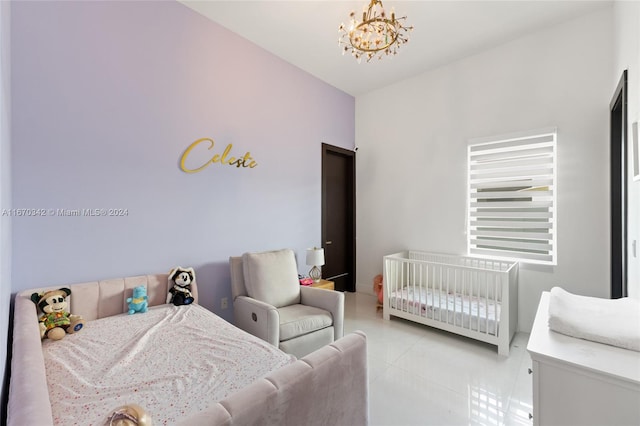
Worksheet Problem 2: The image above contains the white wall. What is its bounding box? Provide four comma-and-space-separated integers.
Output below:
356, 7, 613, 332
613, 0, 640, 299
0, 0, 10, 411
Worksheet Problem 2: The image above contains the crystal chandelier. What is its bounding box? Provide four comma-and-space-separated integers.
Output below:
338, 0, 413, 63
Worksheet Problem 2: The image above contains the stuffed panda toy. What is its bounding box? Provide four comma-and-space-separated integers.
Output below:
166, 266, 195, 306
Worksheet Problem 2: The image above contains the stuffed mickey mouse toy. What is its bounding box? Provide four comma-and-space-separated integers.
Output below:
166, 267, 195, 306
31, 288, 84, 340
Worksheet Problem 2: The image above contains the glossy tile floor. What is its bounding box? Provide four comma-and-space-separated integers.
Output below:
344, 292, 533, 426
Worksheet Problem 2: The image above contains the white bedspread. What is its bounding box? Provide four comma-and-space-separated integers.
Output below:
548, 287, 640, 352
43, 304, 295, 425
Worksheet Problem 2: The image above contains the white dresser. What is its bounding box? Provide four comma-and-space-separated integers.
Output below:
527, 292, 640, 425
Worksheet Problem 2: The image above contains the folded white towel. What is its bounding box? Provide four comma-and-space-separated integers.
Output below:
548, 287, 640, 352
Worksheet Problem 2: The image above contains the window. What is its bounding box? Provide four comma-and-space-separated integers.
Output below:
468, 128, 557, 265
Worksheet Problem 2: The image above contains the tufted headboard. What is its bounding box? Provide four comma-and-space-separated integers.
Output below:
19, 273, 200, 321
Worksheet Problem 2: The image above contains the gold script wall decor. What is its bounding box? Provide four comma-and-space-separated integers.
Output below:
180, 138, 258, 173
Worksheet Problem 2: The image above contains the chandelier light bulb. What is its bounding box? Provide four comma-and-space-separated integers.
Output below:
338, 0, 413, 63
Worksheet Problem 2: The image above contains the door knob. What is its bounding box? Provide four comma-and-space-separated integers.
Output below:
325, 241, 333, 245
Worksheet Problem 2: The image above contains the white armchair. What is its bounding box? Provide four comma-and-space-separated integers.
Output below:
229, 249, 344, 358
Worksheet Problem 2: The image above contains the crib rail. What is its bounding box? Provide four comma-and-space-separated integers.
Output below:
383, 250, 518, 355
406, 250, 516, 273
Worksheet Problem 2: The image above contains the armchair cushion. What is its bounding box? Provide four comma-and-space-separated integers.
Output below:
278, 304, 333, 341
242, 249, 301, 308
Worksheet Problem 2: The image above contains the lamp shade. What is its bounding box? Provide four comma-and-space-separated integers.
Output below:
306, 247, 325, 266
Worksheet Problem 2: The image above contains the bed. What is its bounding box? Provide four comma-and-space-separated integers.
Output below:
383, 251, 518, 355
8, 274, 368, 425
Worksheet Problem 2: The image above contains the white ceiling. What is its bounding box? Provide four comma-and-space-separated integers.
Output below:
180, 0, 612, 96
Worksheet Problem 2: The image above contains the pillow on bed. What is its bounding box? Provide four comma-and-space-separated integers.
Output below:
242, 249, 301, 308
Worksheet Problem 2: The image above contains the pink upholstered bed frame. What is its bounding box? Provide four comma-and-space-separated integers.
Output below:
8, 274, 368, 425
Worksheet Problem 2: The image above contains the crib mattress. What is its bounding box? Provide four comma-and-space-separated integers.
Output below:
389, 286, 500, 335
42, 304, 295, 425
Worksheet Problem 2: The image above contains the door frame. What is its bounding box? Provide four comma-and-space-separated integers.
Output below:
321, 143, 356, 292
610, 70, 628, 299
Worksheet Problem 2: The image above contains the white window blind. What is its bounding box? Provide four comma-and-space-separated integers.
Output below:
468, 128, 557, 265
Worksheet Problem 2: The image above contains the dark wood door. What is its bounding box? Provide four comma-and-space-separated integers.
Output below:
322, 143, 355, 292
610, 70, 628, 299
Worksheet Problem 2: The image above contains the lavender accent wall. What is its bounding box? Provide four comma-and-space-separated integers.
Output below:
1, 0, 11, 412
11, 1, 354, 320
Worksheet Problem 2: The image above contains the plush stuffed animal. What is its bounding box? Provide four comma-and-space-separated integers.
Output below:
30, 288, 84, 340
108, 404, 152, 426
166, 266, 195, 306
373, 274, 383, 309
126, 285, 149, 315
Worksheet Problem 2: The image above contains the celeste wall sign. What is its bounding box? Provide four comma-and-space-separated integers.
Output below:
180, 138, 258, 173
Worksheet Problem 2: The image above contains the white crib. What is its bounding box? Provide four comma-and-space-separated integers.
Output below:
383, 251, 519, 355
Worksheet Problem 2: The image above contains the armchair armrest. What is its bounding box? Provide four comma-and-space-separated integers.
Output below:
233, 296, 280, 347
300, 286, 344, 340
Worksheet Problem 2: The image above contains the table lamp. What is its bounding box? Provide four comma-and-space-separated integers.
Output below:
306, 247, 325, 283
